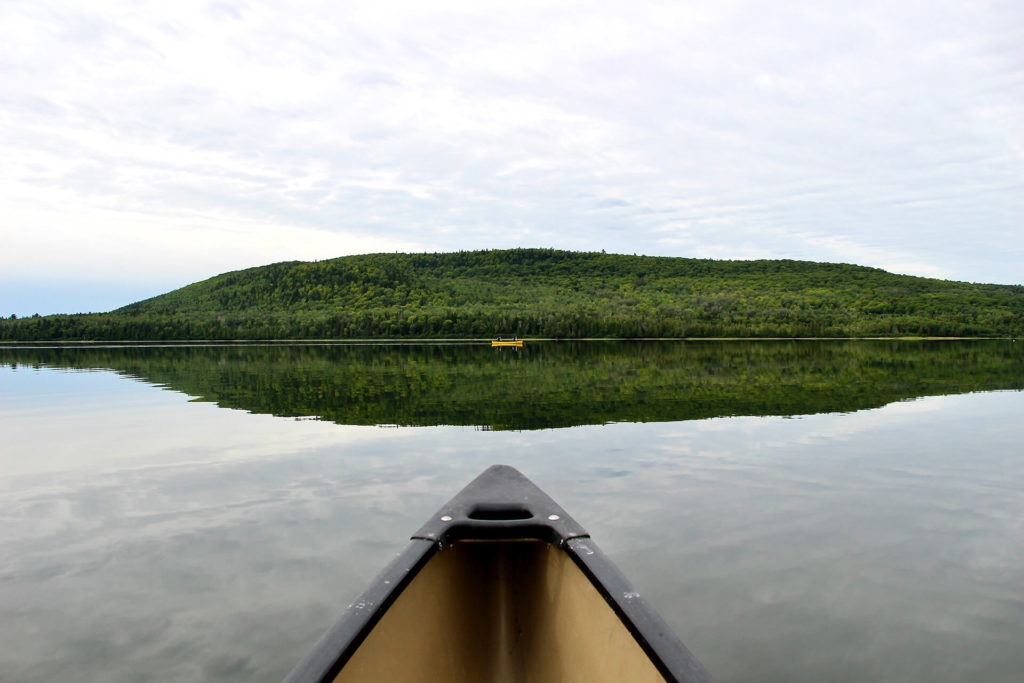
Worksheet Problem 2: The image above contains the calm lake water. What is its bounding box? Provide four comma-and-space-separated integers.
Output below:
1, 340, 1022, 682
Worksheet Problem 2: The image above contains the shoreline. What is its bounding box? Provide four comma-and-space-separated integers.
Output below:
0, 335, 1014, 347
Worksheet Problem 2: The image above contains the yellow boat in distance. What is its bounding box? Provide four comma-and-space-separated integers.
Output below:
491, 337, 524, 347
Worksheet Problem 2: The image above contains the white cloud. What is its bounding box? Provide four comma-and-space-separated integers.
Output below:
1, 0, 1022, 313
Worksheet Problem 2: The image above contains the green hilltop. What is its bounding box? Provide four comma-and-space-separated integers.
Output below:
2, 249, 1022, 340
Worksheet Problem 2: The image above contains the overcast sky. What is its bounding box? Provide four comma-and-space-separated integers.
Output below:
2, 0, 1022, 315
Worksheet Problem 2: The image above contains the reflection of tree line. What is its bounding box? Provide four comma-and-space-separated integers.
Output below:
3, 341, 1022, 430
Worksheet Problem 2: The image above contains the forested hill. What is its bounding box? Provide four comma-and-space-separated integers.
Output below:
3, 249, 1022, 340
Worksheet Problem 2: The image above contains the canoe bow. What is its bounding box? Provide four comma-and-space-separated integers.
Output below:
284, 465, 713, 683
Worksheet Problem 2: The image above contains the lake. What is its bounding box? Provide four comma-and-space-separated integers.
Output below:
1, 340, 1022, 682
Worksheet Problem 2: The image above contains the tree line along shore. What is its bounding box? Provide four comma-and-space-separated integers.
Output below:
3, 249, 1022, 341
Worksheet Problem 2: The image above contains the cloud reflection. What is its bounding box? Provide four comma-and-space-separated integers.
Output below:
1, 366, 1022, 681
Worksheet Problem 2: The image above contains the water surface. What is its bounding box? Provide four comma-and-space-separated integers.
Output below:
1, 341, 1022, 681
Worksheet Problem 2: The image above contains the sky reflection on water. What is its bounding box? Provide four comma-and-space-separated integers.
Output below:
1, 357, 1022, 682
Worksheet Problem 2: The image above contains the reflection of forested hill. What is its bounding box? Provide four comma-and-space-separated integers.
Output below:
3, 341, 1022, 430
2, 250, 1022, 340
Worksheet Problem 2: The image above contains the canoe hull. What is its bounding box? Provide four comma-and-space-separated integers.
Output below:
337, 540, 666, 682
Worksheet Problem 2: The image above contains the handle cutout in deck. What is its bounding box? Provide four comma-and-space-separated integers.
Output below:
467, 504, 533, 521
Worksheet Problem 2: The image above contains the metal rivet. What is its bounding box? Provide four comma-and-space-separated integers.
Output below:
548, 514, 560, 521
440, 515, 453, 522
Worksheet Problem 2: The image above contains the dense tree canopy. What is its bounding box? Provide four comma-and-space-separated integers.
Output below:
2, 249, 1022, 340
